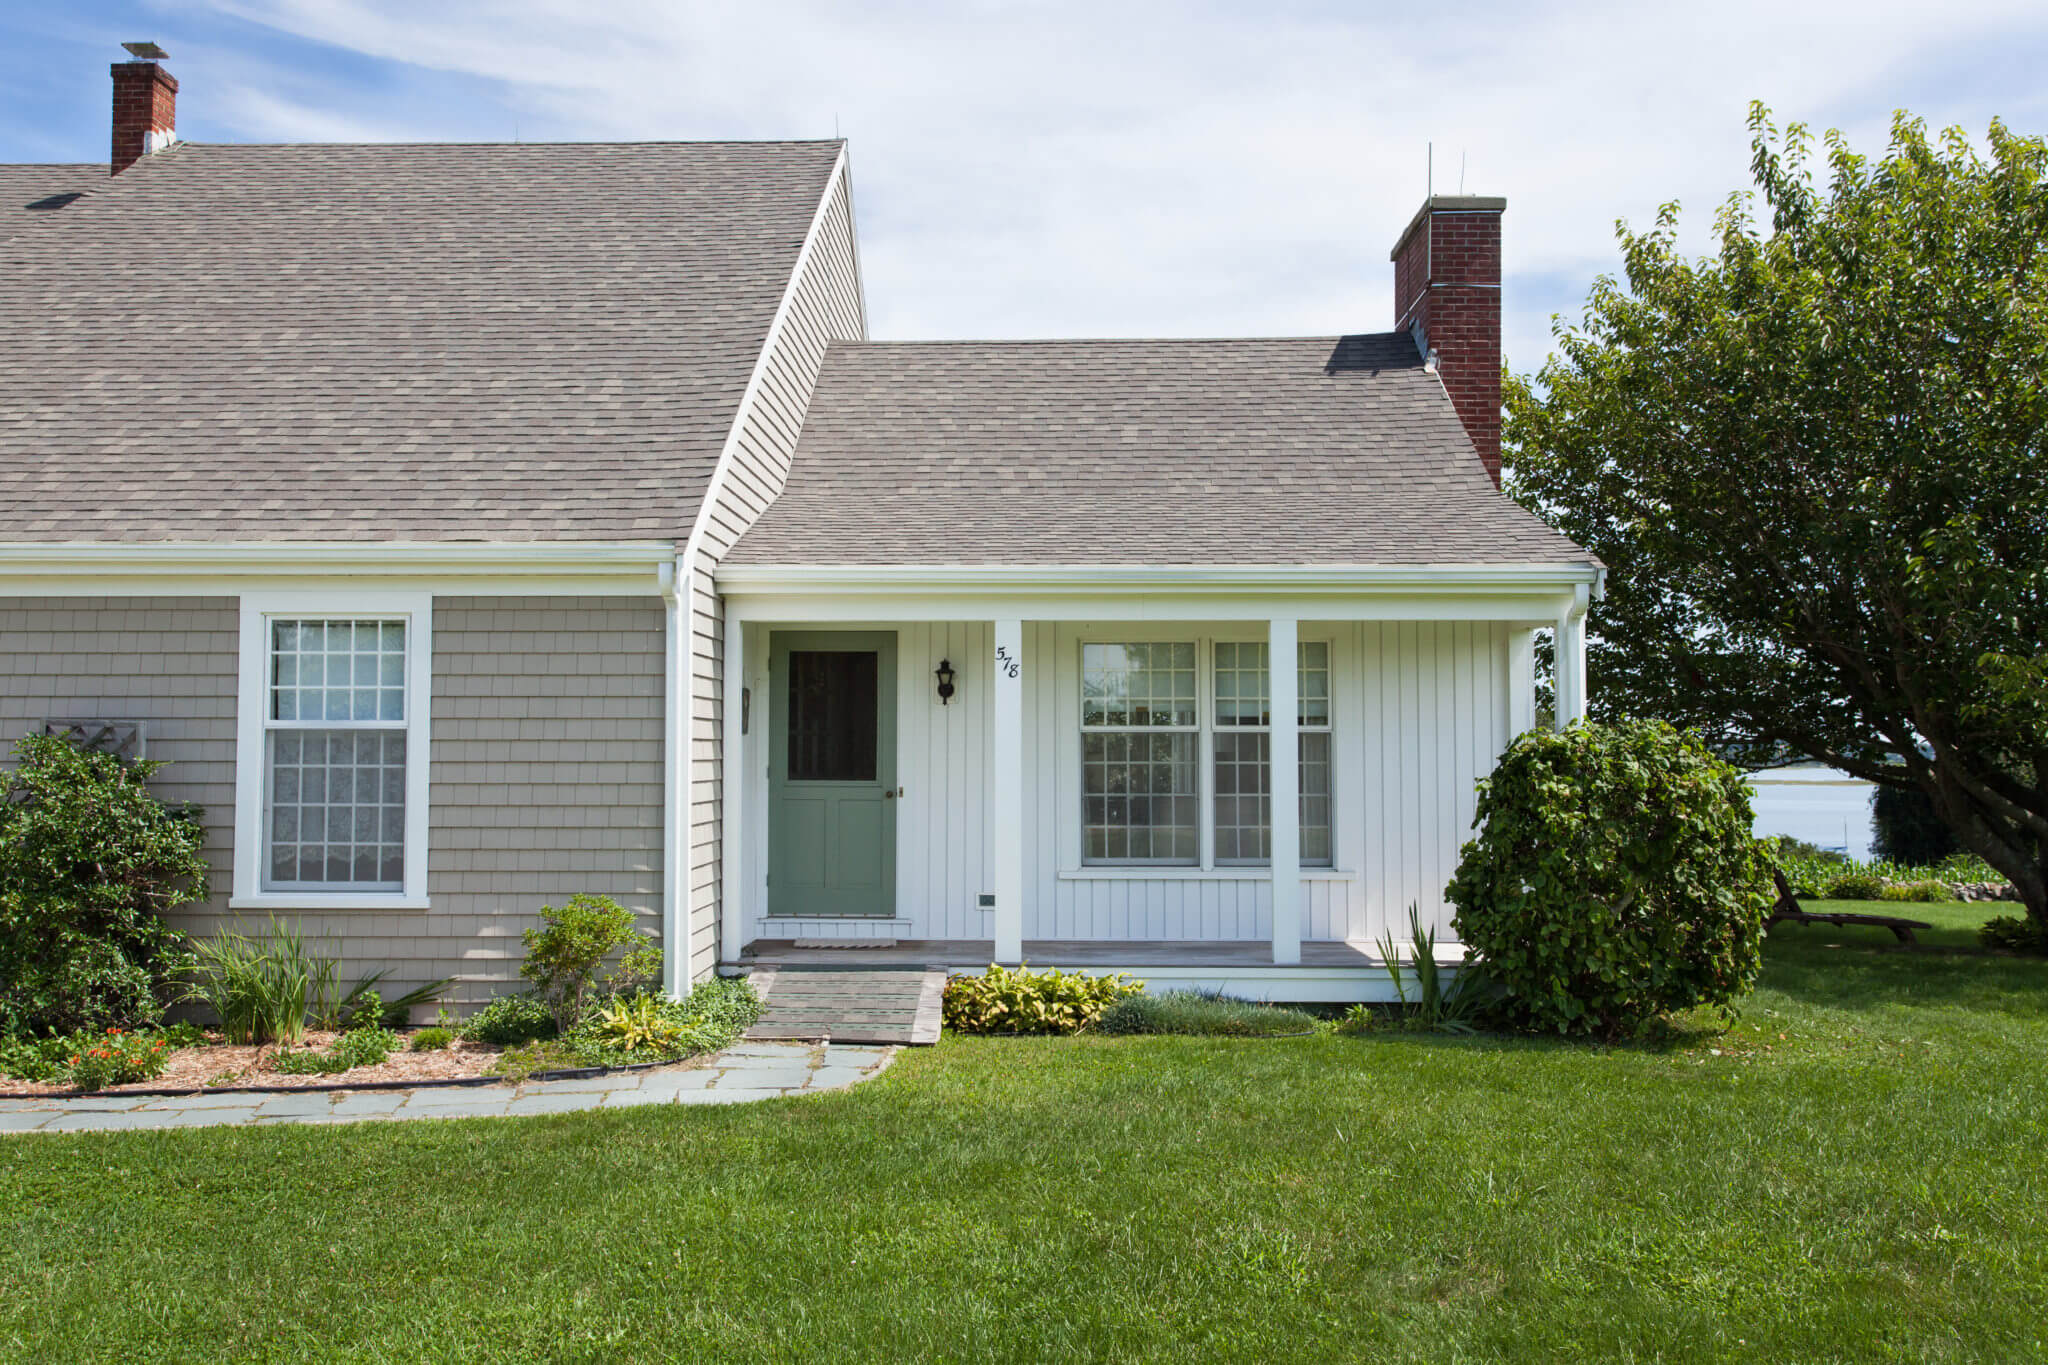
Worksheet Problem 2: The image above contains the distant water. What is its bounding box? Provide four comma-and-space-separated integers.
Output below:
1745, 767, 1874, 860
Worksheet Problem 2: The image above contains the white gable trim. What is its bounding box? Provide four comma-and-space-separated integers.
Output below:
679, 143, 856, 570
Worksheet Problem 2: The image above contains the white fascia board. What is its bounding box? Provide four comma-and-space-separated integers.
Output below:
716, 562, 1603, 598
0, 541, 678, 594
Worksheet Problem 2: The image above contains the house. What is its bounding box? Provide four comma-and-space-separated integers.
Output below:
0, 52, 1598, 1009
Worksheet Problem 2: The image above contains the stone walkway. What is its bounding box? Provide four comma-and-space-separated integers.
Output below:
0, 1041, 892, 1135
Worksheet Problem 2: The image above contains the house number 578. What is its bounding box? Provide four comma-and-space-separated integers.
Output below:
995, 645, 1020, 679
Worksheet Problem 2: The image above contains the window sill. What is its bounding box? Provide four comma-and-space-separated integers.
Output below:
1058, 867, 1355, 882
228, 894, 430, 912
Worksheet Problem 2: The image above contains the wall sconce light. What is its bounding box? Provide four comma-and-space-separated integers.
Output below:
934, 658, 956, 706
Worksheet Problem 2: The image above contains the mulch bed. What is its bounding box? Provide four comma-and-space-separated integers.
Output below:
0, 1030, 512, 1098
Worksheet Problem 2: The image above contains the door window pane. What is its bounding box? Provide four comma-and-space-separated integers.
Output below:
787, 650, 879, 782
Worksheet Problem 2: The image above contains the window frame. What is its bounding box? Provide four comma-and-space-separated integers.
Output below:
1074, 630, 1336, 871
1212, 639, 1335, 868
1078, 641, 1202, 866
232, 590, 433, 910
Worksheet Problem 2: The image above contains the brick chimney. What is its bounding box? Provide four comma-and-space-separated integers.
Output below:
111, 53, 178, 175
1390, 196, 1505, 482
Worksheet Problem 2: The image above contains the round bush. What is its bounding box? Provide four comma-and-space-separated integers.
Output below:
1446, 719, 1775, 1037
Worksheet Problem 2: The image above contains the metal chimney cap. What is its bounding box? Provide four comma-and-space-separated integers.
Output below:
121, 41, 170, 61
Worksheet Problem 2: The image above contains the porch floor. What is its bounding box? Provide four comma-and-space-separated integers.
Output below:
737, 939, 1461, 970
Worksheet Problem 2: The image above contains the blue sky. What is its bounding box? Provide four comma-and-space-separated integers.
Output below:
6, 1, 2046, 371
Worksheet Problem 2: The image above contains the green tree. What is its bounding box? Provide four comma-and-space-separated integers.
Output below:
1505, 105, 2048, 929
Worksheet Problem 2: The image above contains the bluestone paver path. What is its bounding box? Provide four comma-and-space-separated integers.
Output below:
0, 1041, 893, 1135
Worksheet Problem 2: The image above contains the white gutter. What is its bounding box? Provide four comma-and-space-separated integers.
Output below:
717, 562, 1605, 597
0, 541, 677, 578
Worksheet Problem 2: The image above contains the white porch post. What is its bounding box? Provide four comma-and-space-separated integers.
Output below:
1268, 616, 1301, 966
1554, 587, 1589, 728
719, 612, 747, 968
1508, 628, 1537, 737
992, 619, 1025, 964
660, 563, 687, 998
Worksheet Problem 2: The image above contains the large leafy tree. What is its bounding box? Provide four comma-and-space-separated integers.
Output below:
1505, 105, 2048, 926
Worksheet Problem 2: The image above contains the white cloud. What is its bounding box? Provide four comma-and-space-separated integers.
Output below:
197, 0, 2048, 370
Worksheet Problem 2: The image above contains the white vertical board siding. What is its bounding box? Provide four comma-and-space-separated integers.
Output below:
1351, 621, 1510, 943
895, 622, 993, 941
743, 616, 1509, 948
685, 163, 864, 980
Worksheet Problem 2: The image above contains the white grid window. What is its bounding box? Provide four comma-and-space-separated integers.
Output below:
1213, 641, 1333, 866
265, 619, 411, 892
1081, 643, 1199, 863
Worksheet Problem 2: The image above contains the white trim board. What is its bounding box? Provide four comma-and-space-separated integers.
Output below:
0, 542, 677, 596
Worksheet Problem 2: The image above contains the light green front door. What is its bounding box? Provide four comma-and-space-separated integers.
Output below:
768, 631, 897, 919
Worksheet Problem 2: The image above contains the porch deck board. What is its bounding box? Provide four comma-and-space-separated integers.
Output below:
744, 965, 947, 1045
740, 939, 1459, 969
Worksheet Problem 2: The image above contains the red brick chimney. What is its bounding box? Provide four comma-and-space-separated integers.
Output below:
1390, 196, 1505, 482
111, 53, 178, 175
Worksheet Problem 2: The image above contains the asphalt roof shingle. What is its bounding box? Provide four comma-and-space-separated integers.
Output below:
0, 140, 841, 543
725, 335, 1595, 567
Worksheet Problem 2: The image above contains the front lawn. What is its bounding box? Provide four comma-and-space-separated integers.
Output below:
3, 904, 2044, 1362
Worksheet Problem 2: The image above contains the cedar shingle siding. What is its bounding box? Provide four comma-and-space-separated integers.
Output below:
0, 595, 664, 1009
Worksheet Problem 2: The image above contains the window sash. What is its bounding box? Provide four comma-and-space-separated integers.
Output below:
261, 616, 413, 893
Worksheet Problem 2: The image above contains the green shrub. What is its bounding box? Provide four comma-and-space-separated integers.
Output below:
1823, 870, 1887, 901
1331, 1003, 1375, 1035
1447, 719, 1774, 1038
1093, 990, 1316, 1037
408, 1026, 454, 1052
1878, 880, 1949, 904
1979, 915, 2048, 954
942, 963, 1141, 1035
1870, 783, 1959, 866
461, 994, 557, 1046
519, 894, 646, 1033
0, 733, 207, 1037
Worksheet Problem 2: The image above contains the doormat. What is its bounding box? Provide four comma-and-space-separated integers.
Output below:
791, 938, 901, 949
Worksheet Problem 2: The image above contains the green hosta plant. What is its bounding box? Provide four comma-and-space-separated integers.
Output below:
941, 963, 1141, 1036
1447, 719, 1774, 1037
589, 994, 690, 1053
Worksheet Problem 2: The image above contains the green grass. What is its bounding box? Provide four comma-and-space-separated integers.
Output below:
3, 903, 2045, 1362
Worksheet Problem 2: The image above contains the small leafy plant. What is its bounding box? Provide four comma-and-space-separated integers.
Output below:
461, 994, 557, 1046
408, 1026, 454, 1052
942, 964, 1141, 1036
589, 994, 690, 1053
271, 1025, 398, 1076
58, 1019, 200, 1096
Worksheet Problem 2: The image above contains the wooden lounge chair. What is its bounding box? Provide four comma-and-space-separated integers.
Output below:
1766, 869, 1932, 945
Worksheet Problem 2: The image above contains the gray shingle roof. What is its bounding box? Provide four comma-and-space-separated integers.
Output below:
0, 140, 841, 542
726, 335, 1594, 567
